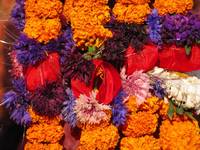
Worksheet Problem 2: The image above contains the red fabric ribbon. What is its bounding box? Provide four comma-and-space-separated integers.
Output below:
25, 52, 61, 91
71, 59, 121, 104
159, 45, 200, 72
125, 44, 159, 75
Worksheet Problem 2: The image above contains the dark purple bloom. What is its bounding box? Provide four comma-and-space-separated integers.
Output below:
161, 13, 200, 47
151, 80, 166, 99
61, 88, 77, 128
30, 82, 65, 117
102, 22, 148, 70
111, 90, 128, 127
10, 0, 25, 30
61, 49, 95, 85
147, 9, 162, 45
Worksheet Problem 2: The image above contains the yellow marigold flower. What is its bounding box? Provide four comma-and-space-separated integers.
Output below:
122, 111, 158, 137
120, 136, 160, 150
154, 0, 193, 15
24, 18, 61, 43
25, 143, 63, 150
28, 108, 61, 125
116, 0, 150, 5
125, 96, 138, 113
63, 0, 112, 49
113, 3, 151, 24
26, 123, 64, 143
159, 120, 200, 150
139, 96, 163, 113
78, 124, 119, 150
25, 0, 62, 18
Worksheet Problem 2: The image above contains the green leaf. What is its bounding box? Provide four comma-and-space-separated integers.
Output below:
167, 100, 175, 120
185, 45, 191, 56
185, 112, 195, 120
176, 106, 184, 115
88, 46, 96, 53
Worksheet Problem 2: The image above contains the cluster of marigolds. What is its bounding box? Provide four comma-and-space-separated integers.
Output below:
9, 0, 200, 150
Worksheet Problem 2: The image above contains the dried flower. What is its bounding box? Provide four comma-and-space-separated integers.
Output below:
120, 136, 160, 150
74, 91, 111, 125
122, 71, 151, 105
30, 82, 65, 117
61, 89, 77, 128
111, 90, 128, 127
147, 9, 162, 45
11, 0, 25, 30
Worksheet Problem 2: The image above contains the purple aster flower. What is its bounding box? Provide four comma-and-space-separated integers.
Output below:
10, 0, 25, 31
61, 88, 77, 128
111, 90, 128, 127
161, 13, 200, 47
3, 80, 31, 126
12, 77, 27, 94
147, 9, 162, 45
150, 80, 166, 99
30, 82, 65, 117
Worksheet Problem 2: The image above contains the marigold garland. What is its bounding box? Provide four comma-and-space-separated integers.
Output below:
120, 136, 160, 150
63, 0, 112, 48
113, 3, 151, 24
78, 124, 119, 150
116, 0, 150, 5
24, 18, 61, 43
25, 0, 62, 18
153, 0, 193, 15
122, 111, 158, 137
159, 120, 200, 150
124, 96, 138, 113
24, 143, 63, 150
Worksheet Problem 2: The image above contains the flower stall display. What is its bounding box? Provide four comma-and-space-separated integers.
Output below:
2, 0, 200, 149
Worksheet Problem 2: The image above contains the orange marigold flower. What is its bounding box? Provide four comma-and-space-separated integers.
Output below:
78, 124, 119, 150
116, 0, 150, 5
124, 96, 138, 113
28, 108, 61, 125
26, 123, 64, 143
153, 0, 193, 15
25, 143, 63, 150
25, 0, 62, 18
139, 96, 163, 113
24, 18, 61, 43
159, 120, 200, 150
120, 136, 160, 150
63, 0, 112, 49
113, 3, 151, 24
122, 111, 158, 137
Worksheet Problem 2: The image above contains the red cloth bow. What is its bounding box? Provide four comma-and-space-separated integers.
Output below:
125, 44, 159, 75
25, 52, 61, 91
159, 45, 200, 72
71, 59, 121, 104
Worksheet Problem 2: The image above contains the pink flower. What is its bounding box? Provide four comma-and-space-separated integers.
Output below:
122, 70, 151, 105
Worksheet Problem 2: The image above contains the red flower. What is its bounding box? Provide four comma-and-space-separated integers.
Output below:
71, 59, 121, 104
25, 52, 61, 91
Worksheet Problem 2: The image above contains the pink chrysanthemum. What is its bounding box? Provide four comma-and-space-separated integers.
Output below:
122, 70, 151, 105
9, 51, 23, 77
74, 91, 111, 125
